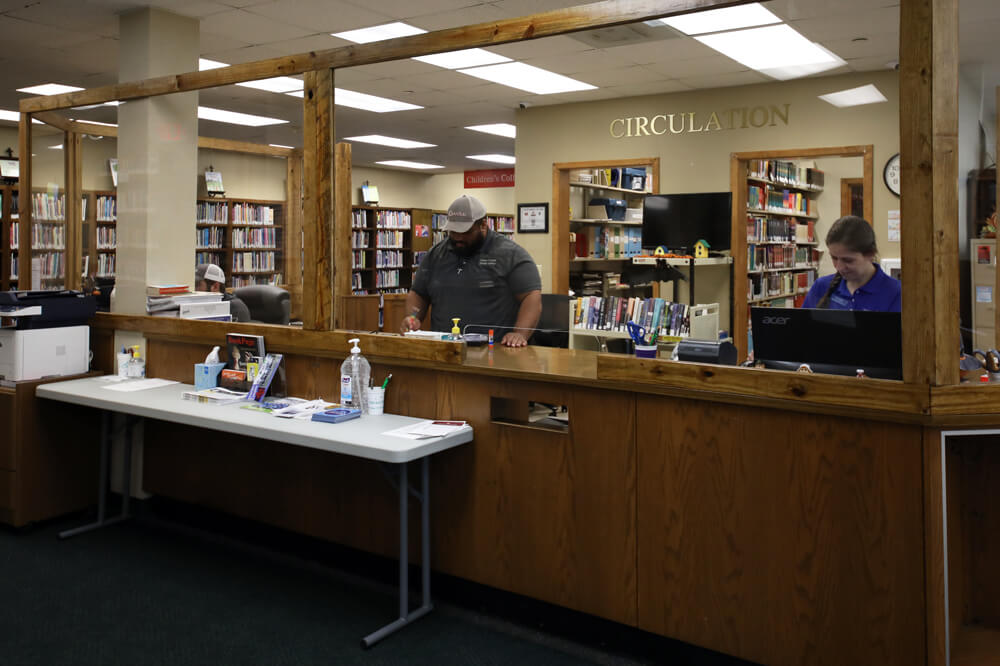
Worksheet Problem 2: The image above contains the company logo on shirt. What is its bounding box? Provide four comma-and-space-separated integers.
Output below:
479, 258, 497, 267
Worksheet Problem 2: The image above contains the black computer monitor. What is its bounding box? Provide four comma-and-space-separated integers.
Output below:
750, 307, 903, 380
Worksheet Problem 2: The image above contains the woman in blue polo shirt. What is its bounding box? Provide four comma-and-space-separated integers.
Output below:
801, 216, 901, 312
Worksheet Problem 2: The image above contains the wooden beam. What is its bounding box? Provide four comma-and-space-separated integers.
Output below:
333, 142, 352, 329
995, 87, 999, 340
197, 136, 296, 157
301, 69, 334, 331
17, 114, 31, 287
899, 0, 959, 386
862, 146, 874, 225
64, 131, 82, 290
19, 0, 751, 113
285, 152, 303, 293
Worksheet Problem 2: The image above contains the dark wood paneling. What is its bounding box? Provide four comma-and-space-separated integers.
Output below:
636, 395, 924, 666
0, 389, 15, 470
432, 373, 637, 625
959, 436, 1000, 628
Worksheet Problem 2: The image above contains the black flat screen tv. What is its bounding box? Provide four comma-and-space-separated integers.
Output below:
642, 192, 732, 252
750, 307, 903, 380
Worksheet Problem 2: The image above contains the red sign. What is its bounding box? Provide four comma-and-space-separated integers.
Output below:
464, 168, 514, 188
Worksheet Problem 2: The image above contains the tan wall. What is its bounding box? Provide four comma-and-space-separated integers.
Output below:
811, 156, 866, 275
350, 166, 515, 214
514, 70, 902, 292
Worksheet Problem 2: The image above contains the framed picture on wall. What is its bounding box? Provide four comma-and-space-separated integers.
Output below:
517, 202, 548, 234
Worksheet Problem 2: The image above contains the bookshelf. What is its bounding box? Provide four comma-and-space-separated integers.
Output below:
351, 205, 434, 295
30, 190, 67, 289
82, 190, 117, 279
0, 185, 17, 291
730, 145, 874, 358
428, 210, 515, 247
196, 197, 285, 288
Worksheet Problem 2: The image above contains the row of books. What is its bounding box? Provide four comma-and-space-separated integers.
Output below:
486, 216, 515, 233
97, 226, 116, 249
8, 254, 15, 278
196, 227, 225, 248
373, 249, 406, 268
95, 195, 117, 221
573, 296, 691, 338
32, 223, 65, 249
232, 251, 276, 272
232, 203, 276, 226
573, 225, 643, 259
747, 185, 816, 215
35, 251, 63, 278
351, 250, 366, 269
747, 160, 824, 188
747, 245, 819, 271
375, 210, 411, 229
196, 251, 223, 266
232, 227, 277, 248
413, 250, 428, 268
374, 269, 402, 288
232, 274, 281, 288
197, 201, 229, 224
97, 253, 115, 277
32, 193, 65, 221
373, 230, 406, 248
747, 270, 816, 301
746, 216, 815, 244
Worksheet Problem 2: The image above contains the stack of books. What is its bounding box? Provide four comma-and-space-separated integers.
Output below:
145, 285, 229, 320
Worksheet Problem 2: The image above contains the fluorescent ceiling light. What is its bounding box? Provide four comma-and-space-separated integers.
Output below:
48, 144, 63, 149
695, 24, 846, 80
345, 135, 435, 149
0, 110, 42, 123
288, 88, 422, 113
818, 83, 888, 107
376, 160, 442, 170
17, 83, 84, 96
332, 22, 425, 43
199, 58, 228, 70
269, 144, 294, 149
72, 119, 117, 127
414, 49, 511, 69
197, 106, 288, 127
466, 154, 515, 164
658, 3, 781, 35
237, 76, 303, 93
457, 62, 596, 95
465, 123, 517, 138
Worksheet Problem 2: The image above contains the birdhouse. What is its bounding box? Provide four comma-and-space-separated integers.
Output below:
694, 239, 710, 258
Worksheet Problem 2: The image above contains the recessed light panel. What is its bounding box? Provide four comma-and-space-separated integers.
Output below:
658, 3, 781, 35
414, 49, 511, 69
345, 135, 435, 149
237, 77, 303, 93
376, 160, 443, 170
199, 59, 228, 71
466, 154, 516, 164
457, 62, 595, 95
269, 144, 295, 149
17, 83, 85, 96
333, 89, 422, 112
695, 24, 845, 80
465, 123, 517, 138
332, 22, 426, 44
0, 110, 42, 123
197, 106, 288, 127
818, 84, 888, 107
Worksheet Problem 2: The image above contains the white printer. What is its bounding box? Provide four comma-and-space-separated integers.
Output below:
0, 290, 96, 381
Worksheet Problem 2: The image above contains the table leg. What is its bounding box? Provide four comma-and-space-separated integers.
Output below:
362, 458, 434, 647
59, 412, 136, 539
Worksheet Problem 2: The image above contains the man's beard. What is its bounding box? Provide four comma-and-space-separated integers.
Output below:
450, 233, 484, 257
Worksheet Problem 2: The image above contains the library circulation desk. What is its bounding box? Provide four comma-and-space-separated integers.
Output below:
68, 314, 1000, 665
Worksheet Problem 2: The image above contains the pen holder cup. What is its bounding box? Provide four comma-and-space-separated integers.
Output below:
367, 387, 385, 416
117, 353, 132, 378
634, 345, 658, 359
194, 362, 226, 390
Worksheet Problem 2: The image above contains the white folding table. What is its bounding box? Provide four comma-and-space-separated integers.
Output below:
36, 376, 473, 647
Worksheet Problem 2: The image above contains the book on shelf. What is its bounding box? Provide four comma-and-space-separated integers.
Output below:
572, 295, 690, 338
147, 284, 189, 296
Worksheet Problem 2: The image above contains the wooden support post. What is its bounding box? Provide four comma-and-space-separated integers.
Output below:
333, 142, 352, 329
17, 113, 31, 287
64, 131, 82, 290
899, 0, 959, 386
285, 151, 303, 318
302, 69, 334, 330
995, 87, 1000, 340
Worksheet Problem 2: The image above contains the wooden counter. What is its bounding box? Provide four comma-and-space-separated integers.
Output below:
85, 314, 1000, 666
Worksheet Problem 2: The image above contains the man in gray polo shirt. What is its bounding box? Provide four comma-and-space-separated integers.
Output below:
401, 195, 541, 347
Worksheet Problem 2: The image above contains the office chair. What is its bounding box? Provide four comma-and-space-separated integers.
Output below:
234, 285, 291, 325
531, 293, 571, 348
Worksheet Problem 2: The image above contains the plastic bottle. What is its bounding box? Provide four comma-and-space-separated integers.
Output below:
129, 345, 146, 378
339, 337, 371, 413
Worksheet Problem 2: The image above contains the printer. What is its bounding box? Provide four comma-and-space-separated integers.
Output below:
0, 290, 96, 381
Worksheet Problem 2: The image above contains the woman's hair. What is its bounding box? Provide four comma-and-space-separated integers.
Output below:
825, 215, 877, 255
816, 216, 877, 309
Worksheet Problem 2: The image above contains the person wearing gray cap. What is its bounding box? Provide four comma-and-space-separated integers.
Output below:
401, 194, 541, 346
195, 263, 252, 323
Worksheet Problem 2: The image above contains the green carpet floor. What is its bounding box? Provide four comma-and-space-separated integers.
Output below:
0, 506, 754, 666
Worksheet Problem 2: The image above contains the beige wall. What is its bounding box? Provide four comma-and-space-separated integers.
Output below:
514, 70, 902, 292
350, 166, 515, 214
196, 148, 286, 201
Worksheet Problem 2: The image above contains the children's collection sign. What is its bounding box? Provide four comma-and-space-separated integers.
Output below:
464, 168, 514, 188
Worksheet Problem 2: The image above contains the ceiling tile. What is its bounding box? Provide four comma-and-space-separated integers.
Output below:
791, 7, 899, 43
199, 8, 315, 43
244, 0, 393, 31
646, 55, 748, 79
411, 4, 509, 31
490, 35, 591, 60
675, 71, 771, 90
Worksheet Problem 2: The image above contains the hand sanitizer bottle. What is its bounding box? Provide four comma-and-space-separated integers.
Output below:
451, 318, 461, 340
340, 338, 371, 413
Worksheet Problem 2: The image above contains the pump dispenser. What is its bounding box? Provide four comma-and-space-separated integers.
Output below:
340, 337, 371, 413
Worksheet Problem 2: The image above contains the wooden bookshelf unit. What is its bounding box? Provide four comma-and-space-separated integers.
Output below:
195, 197, 285, 288
0, 185, 18, 291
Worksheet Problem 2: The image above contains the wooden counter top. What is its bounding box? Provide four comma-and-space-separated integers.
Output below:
90, 313, 1000, 426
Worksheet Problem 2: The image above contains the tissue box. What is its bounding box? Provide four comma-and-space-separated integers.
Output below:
194, 362, 226, 390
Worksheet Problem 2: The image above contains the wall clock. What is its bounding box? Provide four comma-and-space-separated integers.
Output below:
883, 153, 900, 196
